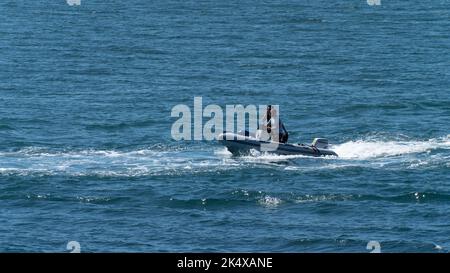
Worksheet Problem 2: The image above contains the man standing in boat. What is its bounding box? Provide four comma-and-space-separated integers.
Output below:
261, 105, 289, 143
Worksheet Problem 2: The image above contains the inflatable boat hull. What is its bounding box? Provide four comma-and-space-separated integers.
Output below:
218, 132, 338, 157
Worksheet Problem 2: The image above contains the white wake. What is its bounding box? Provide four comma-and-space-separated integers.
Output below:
332, 135, 450, 160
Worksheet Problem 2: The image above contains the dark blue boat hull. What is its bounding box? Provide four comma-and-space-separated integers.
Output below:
218, 133, 338, 157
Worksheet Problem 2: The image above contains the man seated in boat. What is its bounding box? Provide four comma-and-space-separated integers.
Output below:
260, 105, 289, 143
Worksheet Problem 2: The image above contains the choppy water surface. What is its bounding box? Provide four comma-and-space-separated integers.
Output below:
1, 1, 449, 252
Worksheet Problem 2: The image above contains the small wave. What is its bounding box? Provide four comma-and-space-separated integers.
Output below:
283, 237, 446, 253
243, 151, 309, 161
332, 135, 450, 160
0, 146, 243, 177
213, 147, 232, 156
158, 191, 450, 212
24, 193, 127, 204
259, 195, 283, 207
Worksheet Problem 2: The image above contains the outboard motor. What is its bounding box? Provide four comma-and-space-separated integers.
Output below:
312, 138, 329, 149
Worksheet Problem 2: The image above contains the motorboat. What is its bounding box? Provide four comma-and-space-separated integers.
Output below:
218, 131, 338, 157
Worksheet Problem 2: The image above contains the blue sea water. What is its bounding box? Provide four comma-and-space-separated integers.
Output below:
1, 0, 450, 252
